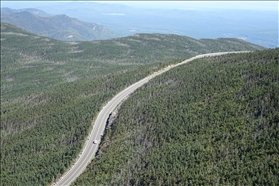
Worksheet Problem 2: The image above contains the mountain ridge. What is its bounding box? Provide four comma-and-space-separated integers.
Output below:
1, 8, 119, 41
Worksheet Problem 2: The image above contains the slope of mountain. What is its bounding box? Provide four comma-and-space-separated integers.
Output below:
1, 8, 119, 41
1, 22, 265, 185
73, 48, 279, 185
1, 7, 51, 17
26, 1, 278, 48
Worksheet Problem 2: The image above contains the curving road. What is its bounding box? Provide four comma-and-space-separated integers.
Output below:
52, 51, 250, 186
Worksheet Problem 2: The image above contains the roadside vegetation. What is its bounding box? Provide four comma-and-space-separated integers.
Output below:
0, 22, 265, 185
74, 48, 279, 185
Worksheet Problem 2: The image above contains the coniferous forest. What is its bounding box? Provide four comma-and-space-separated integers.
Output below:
1, 22, 275, 185
73, 48, 279, 185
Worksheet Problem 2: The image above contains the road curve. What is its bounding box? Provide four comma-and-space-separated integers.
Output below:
52, 51, 250, 186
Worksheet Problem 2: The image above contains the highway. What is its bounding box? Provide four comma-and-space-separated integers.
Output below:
52, 51, 250, 186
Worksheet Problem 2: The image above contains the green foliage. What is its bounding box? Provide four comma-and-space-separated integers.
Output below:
73, 48, 279, 185
1, 65, 162, 185
0, 22, 267, 185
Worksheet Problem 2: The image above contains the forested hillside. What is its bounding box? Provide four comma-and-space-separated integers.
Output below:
74, 48, 279, 185
0, 22, 265, 185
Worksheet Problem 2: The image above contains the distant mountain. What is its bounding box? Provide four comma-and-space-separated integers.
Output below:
1, 8, 119, 41
34, 2, 278, 48
1, 7, 51, 17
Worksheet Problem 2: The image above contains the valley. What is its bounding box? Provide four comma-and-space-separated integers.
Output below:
1, 3, 278, 48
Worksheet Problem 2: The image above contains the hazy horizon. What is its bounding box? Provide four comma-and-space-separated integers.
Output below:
96, 1, 278, 11
1, 1, 278, 48
1, 1, 278, 11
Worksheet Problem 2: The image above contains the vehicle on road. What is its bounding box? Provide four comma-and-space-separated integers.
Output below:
93, 140, 98, 144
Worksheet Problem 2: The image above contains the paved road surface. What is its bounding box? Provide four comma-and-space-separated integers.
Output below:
53, 51, 250, 186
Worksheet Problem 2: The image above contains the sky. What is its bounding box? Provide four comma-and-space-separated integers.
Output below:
1, 1, 278, 11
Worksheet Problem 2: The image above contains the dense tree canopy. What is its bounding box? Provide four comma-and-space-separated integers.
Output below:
74, 48, 279, 185
0, 22, 267, 185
